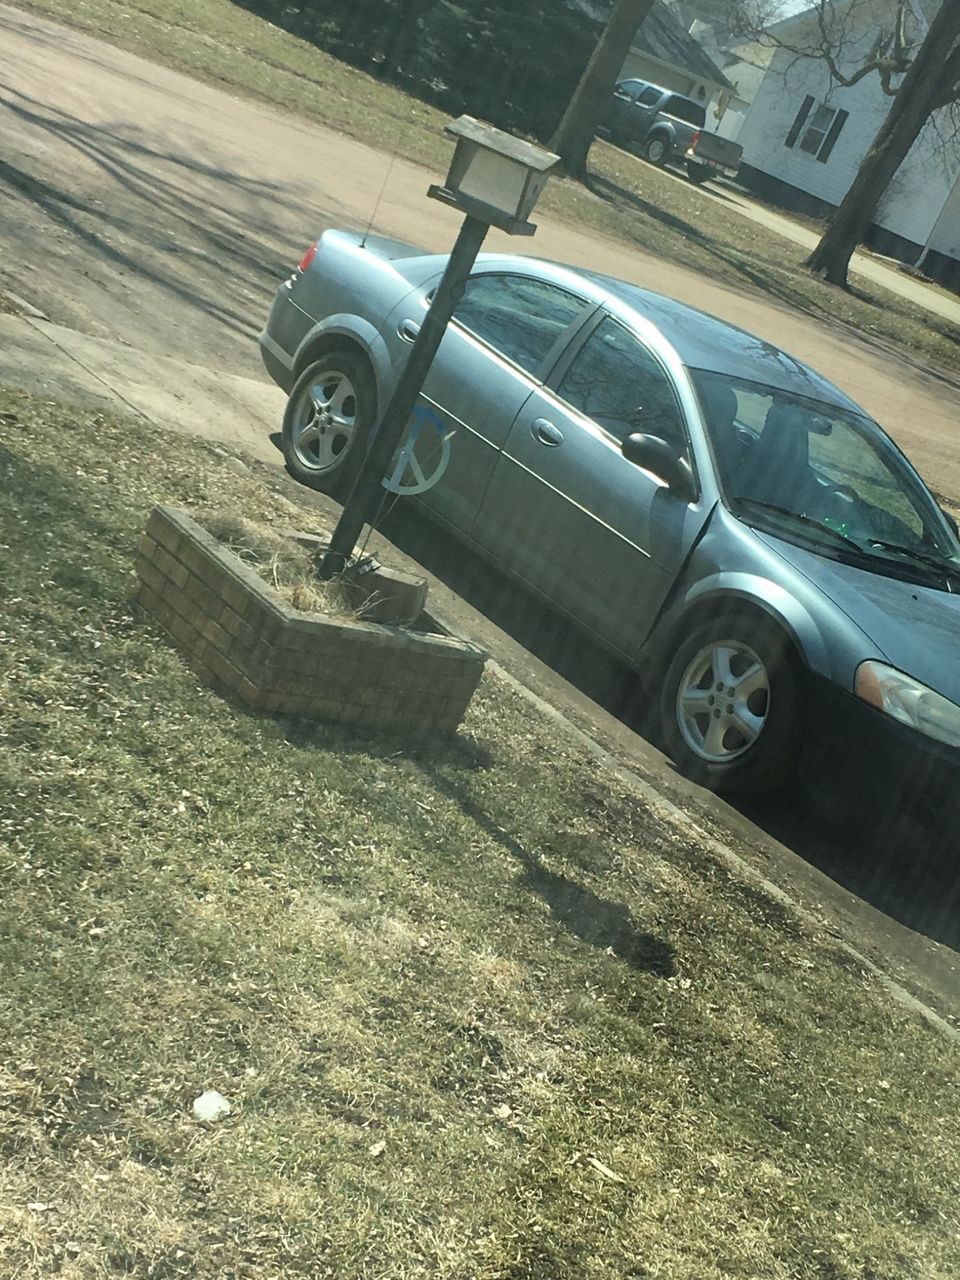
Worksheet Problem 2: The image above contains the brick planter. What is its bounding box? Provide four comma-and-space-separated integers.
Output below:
135, 506, 486, 735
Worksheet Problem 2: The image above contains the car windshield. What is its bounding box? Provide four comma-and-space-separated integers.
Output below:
693, 370, 960, 578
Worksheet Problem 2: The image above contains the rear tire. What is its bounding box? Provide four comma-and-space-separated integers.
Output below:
660, 614, 802, 794
645, 135, 669, 166
281, 352, 376, 498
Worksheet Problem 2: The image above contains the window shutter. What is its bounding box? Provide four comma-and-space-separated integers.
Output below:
785, 95, 814, 148
817, 108, 849, 161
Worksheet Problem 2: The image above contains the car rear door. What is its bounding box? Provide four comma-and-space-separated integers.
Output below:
472, 314, 711, 657
388, 271, 594, 533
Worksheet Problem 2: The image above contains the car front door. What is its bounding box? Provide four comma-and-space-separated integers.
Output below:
387, 272, 593, 533
473, 315, 711, 658
627, 85, 664, 146
609, 79, 645, 136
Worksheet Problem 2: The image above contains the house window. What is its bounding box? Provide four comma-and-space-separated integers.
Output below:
785, 97, 849, 162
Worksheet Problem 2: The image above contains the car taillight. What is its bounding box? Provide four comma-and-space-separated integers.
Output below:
690, 130, 701, 151
297, 241, 319, 273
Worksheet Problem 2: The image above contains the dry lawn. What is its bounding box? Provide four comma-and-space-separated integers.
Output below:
1, 388, 959, 1277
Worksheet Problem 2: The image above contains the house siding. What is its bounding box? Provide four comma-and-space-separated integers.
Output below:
877, 115, 960, 250
928, 176, 960, 259
736, 46, 889, 209
737, 37, 960, 266
715, 98, 748, 142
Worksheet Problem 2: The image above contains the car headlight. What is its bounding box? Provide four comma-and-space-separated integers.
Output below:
855, 661, 960, 749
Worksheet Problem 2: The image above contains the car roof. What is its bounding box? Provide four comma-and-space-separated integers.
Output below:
583, 270, 862, 412
475, 252, 862, 414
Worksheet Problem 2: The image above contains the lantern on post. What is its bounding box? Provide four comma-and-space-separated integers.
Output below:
318, 118, 561, 580
427, 115, 562, 235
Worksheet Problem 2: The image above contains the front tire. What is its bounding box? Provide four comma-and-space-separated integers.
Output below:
660, 614, 801, 794
281, 351, 376, 498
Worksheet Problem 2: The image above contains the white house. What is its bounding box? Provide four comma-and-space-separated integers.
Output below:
684, 19, 779, 143
573, 0, 732, 107
732, 0, 960, 286
617, 1, 732, 107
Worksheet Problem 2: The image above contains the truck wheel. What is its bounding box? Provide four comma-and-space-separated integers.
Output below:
685, 161, 709, 184
645, 135, 669, 166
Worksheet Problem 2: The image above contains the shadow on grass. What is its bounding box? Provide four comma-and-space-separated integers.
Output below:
425, 764, 676, 977
278, 710, 495, 771
584, 169, 842, 320
374, 503, 960, 956
0, 439, 122, 556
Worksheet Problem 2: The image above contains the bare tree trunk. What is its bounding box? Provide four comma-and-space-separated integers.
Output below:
550, 0, 656, 177
806, 0, 960, 286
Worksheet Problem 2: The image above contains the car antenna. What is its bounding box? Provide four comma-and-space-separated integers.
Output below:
360, 149, 399, 249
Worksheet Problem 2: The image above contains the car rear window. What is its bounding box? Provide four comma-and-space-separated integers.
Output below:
663, 96, 706, 127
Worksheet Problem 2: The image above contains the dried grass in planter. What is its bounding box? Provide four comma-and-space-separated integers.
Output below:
195, 511, 354, 619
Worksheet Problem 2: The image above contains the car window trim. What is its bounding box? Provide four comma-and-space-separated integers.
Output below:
544, 311, 701, 497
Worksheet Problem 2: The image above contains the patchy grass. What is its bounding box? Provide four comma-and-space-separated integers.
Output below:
13, 0, 960, 380
2, 387, 960, 1277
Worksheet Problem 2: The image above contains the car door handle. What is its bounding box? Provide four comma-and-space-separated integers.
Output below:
398, 319, 421, 343
531, 418, 564, 446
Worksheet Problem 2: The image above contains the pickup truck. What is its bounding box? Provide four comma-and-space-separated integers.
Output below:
603, 78, 742, 183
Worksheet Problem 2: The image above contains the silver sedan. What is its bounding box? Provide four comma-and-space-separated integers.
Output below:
259, 231, 960, 813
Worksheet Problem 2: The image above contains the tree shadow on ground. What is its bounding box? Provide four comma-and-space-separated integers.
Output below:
423, 763, 676, 977
0, 84, 315, 363
583, 170, 960, 390
378, 503, 960, 955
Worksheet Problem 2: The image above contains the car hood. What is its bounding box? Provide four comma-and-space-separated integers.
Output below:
758, 532, 960, 703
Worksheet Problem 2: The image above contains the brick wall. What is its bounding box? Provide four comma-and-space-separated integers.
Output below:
135, 506, 486, 735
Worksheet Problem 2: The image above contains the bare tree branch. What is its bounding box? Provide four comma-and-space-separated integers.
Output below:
752, 0, 917, 95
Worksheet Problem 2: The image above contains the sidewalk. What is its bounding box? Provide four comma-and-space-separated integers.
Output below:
705, 181, 960, 327
0, 311, 283, 466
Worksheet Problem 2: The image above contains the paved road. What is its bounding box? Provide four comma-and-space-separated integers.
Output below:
3, 5, 960, 499
2, 4, 959, 1025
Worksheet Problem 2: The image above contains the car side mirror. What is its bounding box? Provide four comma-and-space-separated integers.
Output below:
621, 433, 696, 501
942, 508, 959, 537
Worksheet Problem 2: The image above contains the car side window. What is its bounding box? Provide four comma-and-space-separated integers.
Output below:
638, 86, 662, 107
555, 317, 686, 448
453, 274, 587, 376
663, 95, 706, 127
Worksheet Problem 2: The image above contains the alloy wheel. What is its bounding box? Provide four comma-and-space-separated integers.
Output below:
290, 369, 358, 473
675, 639, 770, 764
